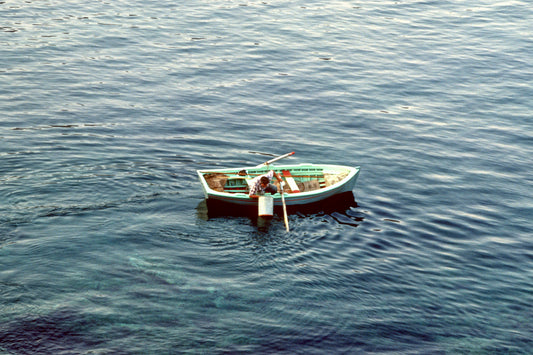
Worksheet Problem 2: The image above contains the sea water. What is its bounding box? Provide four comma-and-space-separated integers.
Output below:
1, 0, 532, 353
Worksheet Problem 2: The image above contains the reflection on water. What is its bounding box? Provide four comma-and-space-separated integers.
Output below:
196, 192, 362, 228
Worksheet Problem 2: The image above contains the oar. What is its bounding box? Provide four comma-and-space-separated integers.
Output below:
255, 151, 295, 168
280, 182, 289, 232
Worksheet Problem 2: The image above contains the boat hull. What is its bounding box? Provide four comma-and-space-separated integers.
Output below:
201, 191, 358, 219
197, 163, 360, 207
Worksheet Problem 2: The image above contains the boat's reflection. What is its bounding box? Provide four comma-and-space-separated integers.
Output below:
196, 192, 359, 220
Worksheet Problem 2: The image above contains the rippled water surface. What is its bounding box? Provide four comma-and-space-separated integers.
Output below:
1, 0, 532, 353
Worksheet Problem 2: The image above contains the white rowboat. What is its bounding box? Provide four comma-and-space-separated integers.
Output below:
197, 162, 360, 208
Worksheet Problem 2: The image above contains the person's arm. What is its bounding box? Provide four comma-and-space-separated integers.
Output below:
249, 178, 259, 198
249, 186, 260, 199
273, 171, 283, 183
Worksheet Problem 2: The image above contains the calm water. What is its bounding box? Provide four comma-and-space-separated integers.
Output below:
1, 0, 532, 353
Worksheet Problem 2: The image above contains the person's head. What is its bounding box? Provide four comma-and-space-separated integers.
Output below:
238, 169, 247, 176
260, 176, 269, 187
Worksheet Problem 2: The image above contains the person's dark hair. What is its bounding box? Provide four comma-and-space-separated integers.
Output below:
260, 176, 269, 184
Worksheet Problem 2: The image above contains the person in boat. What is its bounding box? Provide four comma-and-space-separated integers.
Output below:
243, 170, 283, 199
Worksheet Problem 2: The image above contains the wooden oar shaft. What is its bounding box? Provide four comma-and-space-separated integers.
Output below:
280, 189, 289, 232
258, 151, 295, 167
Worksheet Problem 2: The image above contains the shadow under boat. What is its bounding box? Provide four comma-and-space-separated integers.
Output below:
196, 191, 358, 219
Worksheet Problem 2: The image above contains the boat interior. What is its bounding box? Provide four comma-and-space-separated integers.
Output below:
202, 167, 348, 194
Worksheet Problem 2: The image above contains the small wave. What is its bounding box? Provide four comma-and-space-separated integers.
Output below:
10, 123, 112, 131
1, 192, 169, 227
41, 192, 166, 218
1, 26, 18, 33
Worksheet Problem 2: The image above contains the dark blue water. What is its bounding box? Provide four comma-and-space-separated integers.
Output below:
1, 1, 532, 353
